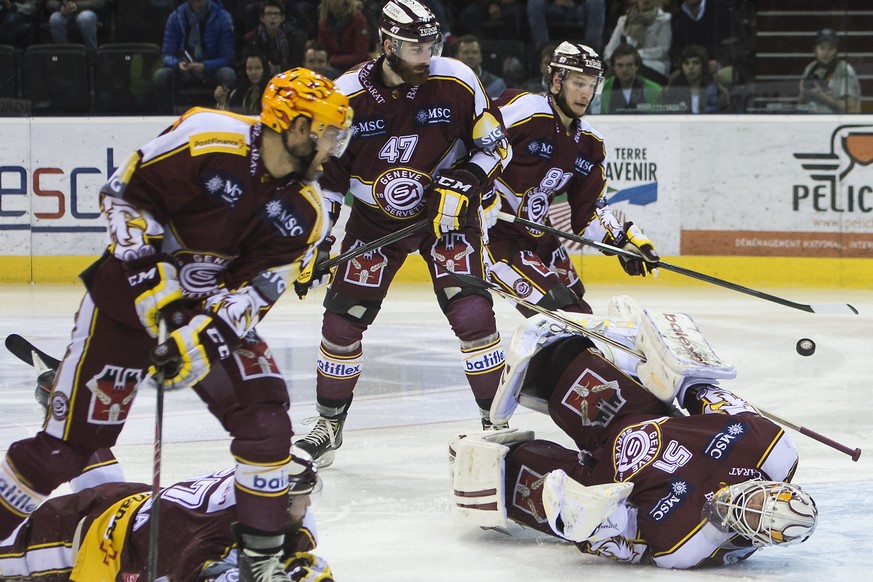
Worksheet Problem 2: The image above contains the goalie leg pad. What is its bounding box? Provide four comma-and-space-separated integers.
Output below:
541, 469, 633, 543
449, 428, 535, 528
634, 310, 736, 404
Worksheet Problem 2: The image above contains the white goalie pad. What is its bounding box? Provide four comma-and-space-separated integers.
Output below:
542, 469, 634, 543
449, 428, 535, 528
491, 308, 640, 424
634, 309, 736, 403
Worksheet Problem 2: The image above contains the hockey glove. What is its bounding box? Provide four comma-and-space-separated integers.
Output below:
294, 236, 335, 300
613, 222, 659, 277
128, 254, 184, 338
149, 314, 235, 390
287, 553, 334, 582
481, 189, 501, 230
427, 168, 481, 239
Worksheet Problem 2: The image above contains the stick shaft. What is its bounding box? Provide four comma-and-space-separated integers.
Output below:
498, 212, 857, 315
755, 406, 862, 461
147, 320, 168, 582
318, 219, 429, 271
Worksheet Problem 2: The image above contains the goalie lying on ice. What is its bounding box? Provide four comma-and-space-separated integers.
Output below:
449, 300, 818, 569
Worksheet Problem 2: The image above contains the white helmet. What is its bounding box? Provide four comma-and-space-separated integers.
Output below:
704, 479, 818, 547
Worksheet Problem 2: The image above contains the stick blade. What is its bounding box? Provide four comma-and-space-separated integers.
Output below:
807, 303, 859, 315
5, 334, 62, 369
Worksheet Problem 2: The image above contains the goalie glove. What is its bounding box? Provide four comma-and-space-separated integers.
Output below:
294, 236, 335, 299
612, 222, 659, 277
427, 168, 481, 239
127, 254, 183, 338
286, 553, 334, 582
149, 314, 236, 390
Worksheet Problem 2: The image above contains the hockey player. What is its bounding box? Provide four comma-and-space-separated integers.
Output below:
293, 0, 511, 468
0, 450, 332, 581
450, 303, 818, 568
486, 42, 659, 315
0, 69, 352, 582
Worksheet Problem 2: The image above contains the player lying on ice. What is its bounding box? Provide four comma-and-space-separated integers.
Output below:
0, 448, 331, 582
449, 299, 818, 568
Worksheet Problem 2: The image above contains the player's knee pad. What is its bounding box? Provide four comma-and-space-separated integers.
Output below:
5, 433, 92, 496
444, 292, 496, 341
449, 428, 535, 528
438, 285, 492, 317
228, 404, 294, 463
323, 290, 382, 327
634, 310, 736, 404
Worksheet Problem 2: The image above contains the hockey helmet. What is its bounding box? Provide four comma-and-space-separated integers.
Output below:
379, 0, 443, 62
704, 479, 818, 547
261, 68, 353, 156
549, 41, 604, 81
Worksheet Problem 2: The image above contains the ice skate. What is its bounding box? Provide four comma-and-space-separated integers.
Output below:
296, 414, 346, 469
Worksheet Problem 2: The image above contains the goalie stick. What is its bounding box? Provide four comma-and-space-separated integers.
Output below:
447, 270, 862, 462
497, 212, 859, 316
5, 334, 61, 370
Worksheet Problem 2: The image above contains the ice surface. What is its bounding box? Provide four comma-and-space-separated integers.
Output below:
2, 282, 871, 581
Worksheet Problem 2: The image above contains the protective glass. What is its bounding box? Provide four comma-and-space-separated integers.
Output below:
313, 124, 352, 158
390, 35, 444, 64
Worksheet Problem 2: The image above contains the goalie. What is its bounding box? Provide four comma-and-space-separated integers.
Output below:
449, 302, 818, 569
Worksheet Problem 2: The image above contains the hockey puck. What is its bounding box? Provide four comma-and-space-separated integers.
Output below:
796, 338, 816, 357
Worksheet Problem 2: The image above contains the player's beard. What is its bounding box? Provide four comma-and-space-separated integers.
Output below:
555, 88, 587, 120
389, 57, 430, 86
283, 134, 320, 180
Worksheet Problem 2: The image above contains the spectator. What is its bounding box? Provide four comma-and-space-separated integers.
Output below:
420, 0, 453, 39
0, 0, 37, 49
799, 28, 861, 114
304, 42, 342, 78
455, 1, 526, 41
520, 41, 560, 92
243, 0, 307, 75
153, 0, 236, 115
664, 43, 729, 113
215, 52, 270, 114
46, 0, 107, 50
592, 42, 663, 113
315, 0, 371, 73
527, 0, 606, 52
603, 0, 671, 86
452, 34, 507, 99
670, 0, 735, 76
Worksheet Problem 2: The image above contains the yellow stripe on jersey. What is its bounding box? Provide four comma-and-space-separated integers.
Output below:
71, 492, 149, 581
188, 132, 248, 157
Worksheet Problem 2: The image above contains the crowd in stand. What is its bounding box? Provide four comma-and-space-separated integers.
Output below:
0, 0, 863, 115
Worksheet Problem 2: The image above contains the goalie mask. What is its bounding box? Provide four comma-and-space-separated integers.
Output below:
379, 0, 444, 66
703, 479, 818, 547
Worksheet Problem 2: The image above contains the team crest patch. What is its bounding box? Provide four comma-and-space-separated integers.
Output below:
512, 465, 548, 523
343, 245, 388, 287
613, 420, 662, 481
432, 233, 474, 278
373, 167, 429, 218
51, 391, 70, 422
233, 338, 283, 381
560, 368, 626, 427
512, 279, 533, 297
86, 365, 146, 424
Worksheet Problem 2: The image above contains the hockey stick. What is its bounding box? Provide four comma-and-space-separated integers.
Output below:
497, 212, 859, 316
753, 406, 861, 462
5, 334, 61, 370
442, 269, 645, 360
147, 318, 168, 582
317, 219, 430, 271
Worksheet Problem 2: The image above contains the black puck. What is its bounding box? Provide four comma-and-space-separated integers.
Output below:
796, 338, 816, 357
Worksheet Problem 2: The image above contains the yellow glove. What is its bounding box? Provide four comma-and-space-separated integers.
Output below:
614, 222, 659, 277
427, 168, 480, 238
294, 237, 335, 299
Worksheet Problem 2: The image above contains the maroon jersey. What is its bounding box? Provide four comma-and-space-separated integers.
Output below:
94, 108, 330, 336
0, 470, 317, 581
488, 91, 607, 245
320, 55, 509, 239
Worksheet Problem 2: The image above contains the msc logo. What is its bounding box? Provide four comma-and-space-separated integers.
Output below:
575, 156, 595, 176
263, 198, 306, 237
526, 139, 553, 159
414, 105, 452, 125
203, 170, 244, 207
352, 116, 387, 138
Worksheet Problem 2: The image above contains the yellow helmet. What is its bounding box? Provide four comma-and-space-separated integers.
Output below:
261, 68, 354, 155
